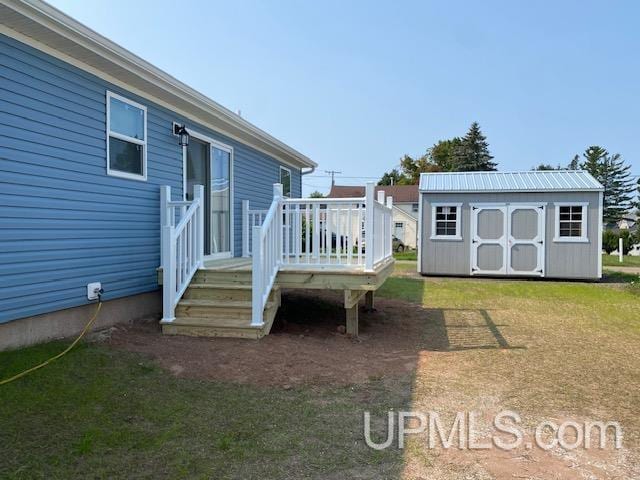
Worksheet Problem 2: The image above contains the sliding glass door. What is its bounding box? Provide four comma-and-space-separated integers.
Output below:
186, 136, 232, 259
210, 146, 231, 256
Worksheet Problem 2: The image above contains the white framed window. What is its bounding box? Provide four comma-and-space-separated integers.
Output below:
554, 202, 588, 242
106, 91, 147, 181
280, 166, 291, 197
431, 203, 462, 240
412, 203, 419, 212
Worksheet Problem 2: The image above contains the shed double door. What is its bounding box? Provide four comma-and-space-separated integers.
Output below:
470, 204, 546, 277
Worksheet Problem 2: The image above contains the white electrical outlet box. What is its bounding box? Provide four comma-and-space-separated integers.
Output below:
87, 282, 102, 300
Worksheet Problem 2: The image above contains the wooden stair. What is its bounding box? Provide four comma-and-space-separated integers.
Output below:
161, 269, 281, 339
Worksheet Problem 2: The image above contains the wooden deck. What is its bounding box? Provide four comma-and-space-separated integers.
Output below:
203, 257, 395, 290
159, 257, 394, 339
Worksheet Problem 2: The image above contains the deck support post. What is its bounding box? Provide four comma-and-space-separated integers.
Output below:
344, 289, 365, 336
345, 302, 359, 336
364, 291, 375, 311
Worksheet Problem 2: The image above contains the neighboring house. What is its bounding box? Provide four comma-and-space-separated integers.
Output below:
417, 171, 604, 280
0, 0, 395, 349
605, 215, 638, 235
328, 184, 419, 249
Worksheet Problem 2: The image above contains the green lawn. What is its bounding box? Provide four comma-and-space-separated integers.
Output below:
0, 340, 412, 479
1, 263, 639, 479
393, 250, 417, 261
602, 253, 640, 267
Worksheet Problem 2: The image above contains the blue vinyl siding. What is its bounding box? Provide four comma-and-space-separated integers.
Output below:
0, 33, 302, 324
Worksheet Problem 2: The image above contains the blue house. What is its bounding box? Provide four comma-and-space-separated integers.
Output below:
0, 0, 394, 349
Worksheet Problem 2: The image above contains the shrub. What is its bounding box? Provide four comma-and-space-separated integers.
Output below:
602, 230, 618, 254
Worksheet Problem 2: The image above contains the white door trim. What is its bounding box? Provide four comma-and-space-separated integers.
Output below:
181, 126, 235, 260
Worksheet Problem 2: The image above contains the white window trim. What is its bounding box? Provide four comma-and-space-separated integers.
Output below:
106, 91, 147, 181
279, 165, 292, 197
431, 202, 463, 241
553, 202, 589, 243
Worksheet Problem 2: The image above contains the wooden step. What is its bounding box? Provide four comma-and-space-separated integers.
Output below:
176, 299, 271, 320
162, 267, 281, 339
192, 270, 252, 284
162, 323, 264, 339
163, 301, 279, 339
183, 283, 253, 301
182, 283, 281, 303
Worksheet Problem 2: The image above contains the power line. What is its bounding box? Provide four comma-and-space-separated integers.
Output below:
324, 170, 343, 187
307, 175, 380, 179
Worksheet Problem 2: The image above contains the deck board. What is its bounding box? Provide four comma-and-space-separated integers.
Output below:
201, 257, 395, 291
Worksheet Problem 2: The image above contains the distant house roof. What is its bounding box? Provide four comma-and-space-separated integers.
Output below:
419, 171, 604, 193
327, 184, 419, 203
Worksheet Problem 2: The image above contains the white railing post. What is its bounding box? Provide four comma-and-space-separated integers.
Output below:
194, 185, 205, 266
161, 224, 176, 322
242, 200, 250, 257
160, 186, 170, 268
364, 182, 375, 271
386, 196, 393, 258
252, 225, 263, 326
273, 183, 283, 263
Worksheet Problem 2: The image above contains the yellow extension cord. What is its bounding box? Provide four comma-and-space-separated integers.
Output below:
0, 301, 103, 386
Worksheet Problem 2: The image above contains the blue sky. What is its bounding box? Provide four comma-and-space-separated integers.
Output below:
49, 0, 640, 195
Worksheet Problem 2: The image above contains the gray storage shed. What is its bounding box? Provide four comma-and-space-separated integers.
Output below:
418, 171, 604, 280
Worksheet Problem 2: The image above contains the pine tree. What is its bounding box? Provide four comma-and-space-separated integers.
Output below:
567, 154, 580, 170
580, 146, 606, 177
532, 163, 561, 171
453, 122, 497, 171
579, 146, 635, 223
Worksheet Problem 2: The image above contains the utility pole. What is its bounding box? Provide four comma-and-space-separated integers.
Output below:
325, 170, 342, 187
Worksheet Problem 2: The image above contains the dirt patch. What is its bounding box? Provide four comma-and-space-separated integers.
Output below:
107, 289, 431, 387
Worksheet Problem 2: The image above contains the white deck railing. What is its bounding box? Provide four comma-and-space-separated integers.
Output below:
251, 184, 283, 326
241, 200, 269, 257
158, 182, 393, 326
160, 185, 204, 322
243, 182, 393, 272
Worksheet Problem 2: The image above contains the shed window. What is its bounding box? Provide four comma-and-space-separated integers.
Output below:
554, 203, 588, 242
280, 166, 291, 197
106, 91, 147, 181
431, 203, 462, 240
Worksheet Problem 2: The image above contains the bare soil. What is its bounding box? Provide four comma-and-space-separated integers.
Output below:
104, 284, 640, 479
108, 289, 428, 387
